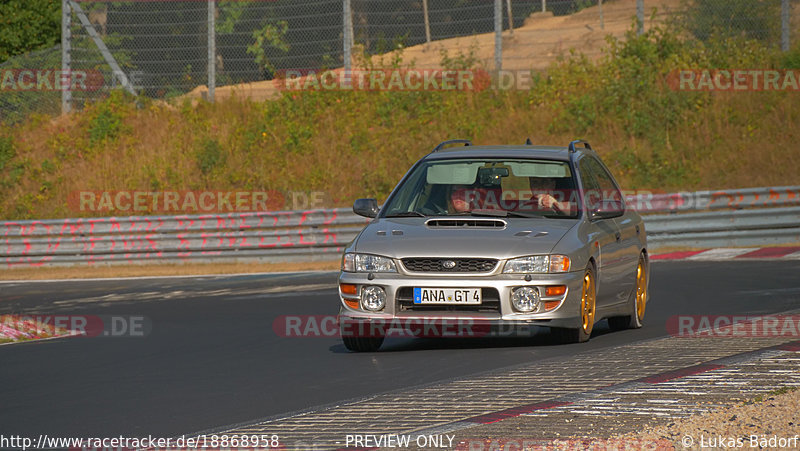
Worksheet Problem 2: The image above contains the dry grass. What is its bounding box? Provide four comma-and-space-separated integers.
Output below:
2, 2, 800, 220
3, 84, 799, 221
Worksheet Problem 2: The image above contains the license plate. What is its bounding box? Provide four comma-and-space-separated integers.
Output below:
413, 288, 482, 304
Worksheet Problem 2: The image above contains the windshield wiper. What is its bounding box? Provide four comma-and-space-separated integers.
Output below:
504, 211, 544, 218
466, 209, 510, 217
385, 211, 426, 218
443, 209, 512, 218
456, 210, 561, 219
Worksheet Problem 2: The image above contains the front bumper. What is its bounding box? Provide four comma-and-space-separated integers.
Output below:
337, 270, 585, 332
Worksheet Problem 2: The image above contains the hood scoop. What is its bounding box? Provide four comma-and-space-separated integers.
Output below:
425, 218, 507, 229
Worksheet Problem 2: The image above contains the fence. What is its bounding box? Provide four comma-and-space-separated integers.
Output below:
1, 0, 797, 122
2, 186, 799, 268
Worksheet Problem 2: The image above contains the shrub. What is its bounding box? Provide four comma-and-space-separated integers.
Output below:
682, 0, 781, 43
196, 138, 224, 175
0, 135, 14, 170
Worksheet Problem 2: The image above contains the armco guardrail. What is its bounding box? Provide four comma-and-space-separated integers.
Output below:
626, 185, 800, 213
1, 209, 368, 267
628, 186, 800, 249
2, 186, 800, 268
644, 206, 800, 249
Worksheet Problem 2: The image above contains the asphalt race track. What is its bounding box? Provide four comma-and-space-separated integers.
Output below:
1, 261, 799, 440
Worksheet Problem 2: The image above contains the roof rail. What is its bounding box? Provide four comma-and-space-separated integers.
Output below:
432, 139, 472, 153
568, 140, 592, 153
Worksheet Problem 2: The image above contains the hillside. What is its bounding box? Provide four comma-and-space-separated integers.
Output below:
1, 3, 799, 220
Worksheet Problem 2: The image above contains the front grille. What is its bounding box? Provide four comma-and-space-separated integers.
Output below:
402, 258, 498, 273
396, 287, 501, 312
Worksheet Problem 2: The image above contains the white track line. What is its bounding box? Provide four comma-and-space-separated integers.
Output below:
784, 250, 800, 260
686, 248, 755, 261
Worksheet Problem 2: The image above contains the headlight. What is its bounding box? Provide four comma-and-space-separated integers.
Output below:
503, 255, 571, 274
342, 253, 397, 273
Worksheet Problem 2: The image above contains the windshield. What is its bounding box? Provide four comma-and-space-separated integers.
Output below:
382, 158, 580, 219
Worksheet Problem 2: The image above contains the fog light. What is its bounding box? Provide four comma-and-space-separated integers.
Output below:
511, 287, 541, 313
361, 286, 386, 311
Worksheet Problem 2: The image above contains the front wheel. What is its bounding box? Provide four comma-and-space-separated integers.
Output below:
342, 335, 384, 352
340, 319, 384, 352
552, 265, 596, 344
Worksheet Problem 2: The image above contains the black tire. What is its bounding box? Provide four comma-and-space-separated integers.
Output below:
342, 335, 384, 352
551, 265, 596, 344
608, 314, 634, 331
339, 314, 385, 352
608, 253, 647, 331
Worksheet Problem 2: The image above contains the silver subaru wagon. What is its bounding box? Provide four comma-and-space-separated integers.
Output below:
338, 139, 649, 352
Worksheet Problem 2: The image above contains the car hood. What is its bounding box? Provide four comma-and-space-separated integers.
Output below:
353, 217, 577, 259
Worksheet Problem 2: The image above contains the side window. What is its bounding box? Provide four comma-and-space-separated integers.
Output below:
579, 157, 623, 211
579, 159, 600, 211
578, 159, 599, 192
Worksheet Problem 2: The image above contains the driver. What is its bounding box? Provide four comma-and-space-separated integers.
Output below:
525, 177, 571, 213
448, 185, 473, 213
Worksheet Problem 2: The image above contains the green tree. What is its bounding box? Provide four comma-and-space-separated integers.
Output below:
246, 20, 289, 78
683, 0, 781, 43
0, 0, 61, 63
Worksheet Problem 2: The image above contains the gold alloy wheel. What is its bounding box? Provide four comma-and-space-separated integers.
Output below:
636, 257, 647, 321
581, 270, 596, 334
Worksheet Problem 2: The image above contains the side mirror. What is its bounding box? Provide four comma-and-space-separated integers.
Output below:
590, 200, 624, 220
353, 198, 379, 218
